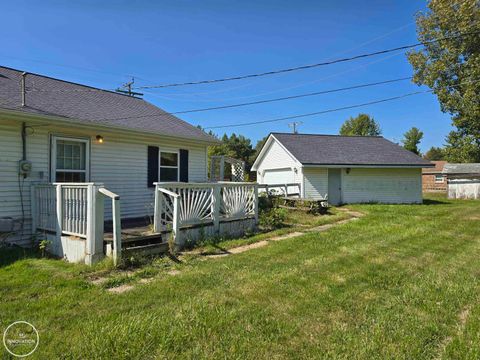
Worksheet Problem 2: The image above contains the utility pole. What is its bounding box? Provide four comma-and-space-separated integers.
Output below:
288, 121, 302, 134
115, 77, 143, 98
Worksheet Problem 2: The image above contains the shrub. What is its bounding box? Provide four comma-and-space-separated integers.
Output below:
259, 207, 287, 230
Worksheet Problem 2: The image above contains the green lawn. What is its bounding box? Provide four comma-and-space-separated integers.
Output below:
1, 194, 480, 359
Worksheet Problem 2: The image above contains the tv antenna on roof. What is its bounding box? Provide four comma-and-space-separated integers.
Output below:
288, 121, 303, 134
115, 77, 144, 98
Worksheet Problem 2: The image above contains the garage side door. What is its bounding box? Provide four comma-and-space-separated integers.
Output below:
262, 168, 296, 195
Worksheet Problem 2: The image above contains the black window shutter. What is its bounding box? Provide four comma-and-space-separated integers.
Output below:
147, 146, 159, 187
179, 149, 189, 182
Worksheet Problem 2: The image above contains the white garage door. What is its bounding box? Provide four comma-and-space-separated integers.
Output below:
263, 168, 295, 184
262, 168, 297, 195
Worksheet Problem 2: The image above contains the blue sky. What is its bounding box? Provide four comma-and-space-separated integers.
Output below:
2, 0, 452, 151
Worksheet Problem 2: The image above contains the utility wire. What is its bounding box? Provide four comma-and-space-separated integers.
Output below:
171, 77, 412, 114
203, 77, 480, 129
134, 30, 480, 90
203, 90, 432, 129
93, 76, 413, 122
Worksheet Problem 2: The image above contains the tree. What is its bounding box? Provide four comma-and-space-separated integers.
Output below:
253, 135, 269, 159
402, 127, 424, 155
339, 114, 382, 136
208, 133, 255, 167
424, 146, 445, 160
407, 0, 480, 162
443, 131, 480, 163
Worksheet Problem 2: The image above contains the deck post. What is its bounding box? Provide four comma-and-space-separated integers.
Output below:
112, 196, 121, 266
85, 184, 104, 265
30, 184, 37, 241
254, 184, 259, 224
153, 184, 162, 233
55, 184, 63, 245
172, 195, 180, 245
212, 184, 221, 234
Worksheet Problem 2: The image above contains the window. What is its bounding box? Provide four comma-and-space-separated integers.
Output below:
435, 175, 444, 183
52, 137, 89, 182
159, 151, 179, 181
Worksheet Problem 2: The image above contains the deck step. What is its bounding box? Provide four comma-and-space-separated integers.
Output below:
122, 242, 169, 256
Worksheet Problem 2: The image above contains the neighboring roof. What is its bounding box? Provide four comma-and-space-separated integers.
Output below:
259, 132, 433, 167
443, 163, 480, 175
422, 160, 447, 174
0, 66, 217, 143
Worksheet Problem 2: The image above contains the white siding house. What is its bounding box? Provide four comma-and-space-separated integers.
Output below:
0, 118, 211, 246
252, 133, 432, 205
0, 66, 218, 249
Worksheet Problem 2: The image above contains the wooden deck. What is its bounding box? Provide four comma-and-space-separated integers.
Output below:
104, 218, 167, 255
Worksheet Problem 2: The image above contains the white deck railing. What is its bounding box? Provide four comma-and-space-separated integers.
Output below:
153, 182, 259, 237
59, 184, 89, 237
31, 182, 120, 265
31, 183, 57, 233
31, 181, 258, 265
258, 183, 301, 197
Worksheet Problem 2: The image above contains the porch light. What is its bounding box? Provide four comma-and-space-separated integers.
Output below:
96, 135, 104, 143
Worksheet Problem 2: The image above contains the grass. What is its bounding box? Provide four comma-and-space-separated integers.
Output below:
196, 207, 351, 255
1, 194, 480, 359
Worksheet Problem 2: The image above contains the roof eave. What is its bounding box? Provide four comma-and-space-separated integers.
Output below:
301, 163, 434, 168
0, 107, 220, 145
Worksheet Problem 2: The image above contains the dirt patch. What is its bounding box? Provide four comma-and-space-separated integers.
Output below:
139, 278, 154, 284
107, 284, 134, 294
270, 232, 304, 241
167, 269, 181, 276
90, 277, 110, 286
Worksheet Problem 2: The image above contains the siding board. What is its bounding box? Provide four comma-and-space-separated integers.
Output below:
303, 168, 328, 200
342, 168, 422, 204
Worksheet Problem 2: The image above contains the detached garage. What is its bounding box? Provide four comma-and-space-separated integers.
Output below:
252, 133, 433, 205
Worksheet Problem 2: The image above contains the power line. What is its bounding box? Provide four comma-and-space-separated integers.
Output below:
170, 77, 412, 114
94, 76, 414, 122
134, 30, 480, 90
203, 90, 432, 129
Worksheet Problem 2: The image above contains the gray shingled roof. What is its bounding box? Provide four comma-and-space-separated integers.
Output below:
443, 163, 480, 174
272, 133, 432, 167
0, 66, 217, 143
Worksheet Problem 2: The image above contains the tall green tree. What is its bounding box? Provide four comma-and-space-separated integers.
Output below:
443, 131, 480, 163
424, 146, 445, 160
339, 114, 382, 136
407, 0, 480, 162
208, 133, 255, 167
253, 135, 269, 159
402, 127, 424, 155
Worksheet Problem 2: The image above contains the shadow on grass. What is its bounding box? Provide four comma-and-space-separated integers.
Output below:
0, 245, 39, 268
167, 253, 183, 264
423, 199, 450, 205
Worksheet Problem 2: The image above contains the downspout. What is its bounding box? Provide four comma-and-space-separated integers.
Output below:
21, 122, 27, 161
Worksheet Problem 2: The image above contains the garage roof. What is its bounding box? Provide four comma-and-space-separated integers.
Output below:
268, 133, 433, 167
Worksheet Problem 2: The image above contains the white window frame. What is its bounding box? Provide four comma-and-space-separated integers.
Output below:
434, 175, 444, 183
159, 150, 180, 182
51, 135, 90, 182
